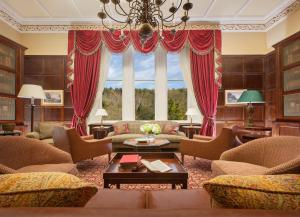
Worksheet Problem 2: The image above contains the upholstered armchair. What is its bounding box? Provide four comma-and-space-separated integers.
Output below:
212, 136, 300, 176
52, 127, 112, 163
180, 128, 234, 163
0, 136, 77, 174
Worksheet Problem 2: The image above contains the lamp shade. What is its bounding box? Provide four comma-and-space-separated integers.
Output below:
237, 90, 264, 104
95, 108, 108, 117
18, 84, 46, 99
185, 108, 199, 116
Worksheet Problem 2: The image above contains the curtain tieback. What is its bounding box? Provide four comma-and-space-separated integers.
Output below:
75, 115, 85, 126
205, 116, 216, 126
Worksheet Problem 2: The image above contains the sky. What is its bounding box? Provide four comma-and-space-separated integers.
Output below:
105, 51, 186, 89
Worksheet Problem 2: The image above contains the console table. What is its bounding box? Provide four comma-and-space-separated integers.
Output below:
235, 126, 272, 143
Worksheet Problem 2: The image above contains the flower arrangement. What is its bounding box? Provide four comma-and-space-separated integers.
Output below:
140, 123, 161, 135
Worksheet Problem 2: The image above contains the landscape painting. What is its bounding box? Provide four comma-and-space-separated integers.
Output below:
41, 90, 64, 106
225, 89, 246, 105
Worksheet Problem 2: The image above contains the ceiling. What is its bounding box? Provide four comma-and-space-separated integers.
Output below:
0, 0, 298, 31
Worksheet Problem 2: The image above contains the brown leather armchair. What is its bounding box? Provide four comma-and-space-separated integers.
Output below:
180, 128, 234, 163
53, 127, 112, 163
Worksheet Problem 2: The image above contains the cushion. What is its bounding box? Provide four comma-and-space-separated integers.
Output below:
147, 189, 211, 209
0, 172, 97, 207
211, 160, 268, 176
113, 123, 130, 135
39, 122, 64, 140
162, 123, 179, 135
41, 138, 54, 144
17, 163, 77, 174
86, 189, 146, 209
0, 164, 16, 174
155, 134, 186, 143
108, 134, 144, 143
203, 174, 300, 211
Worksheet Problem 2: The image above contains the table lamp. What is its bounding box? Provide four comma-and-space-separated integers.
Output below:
237, 90, 265, 127
95, 108, 108, 128
18, 84, 46, 132
185, 108, 199, 126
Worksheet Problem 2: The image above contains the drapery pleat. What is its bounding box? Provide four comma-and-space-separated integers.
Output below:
67, 29, 222, 136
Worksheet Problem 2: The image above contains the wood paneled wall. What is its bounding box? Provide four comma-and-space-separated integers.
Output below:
24, 55, 73, 126
217, 55, 265, 127
23, 54, 266, 128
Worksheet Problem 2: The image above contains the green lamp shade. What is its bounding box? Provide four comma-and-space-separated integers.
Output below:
237, 90, 265, 103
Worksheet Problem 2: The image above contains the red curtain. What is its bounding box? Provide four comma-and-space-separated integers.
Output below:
67, 29, 222, 136
189, 30, 221, 136
68, 31, 102, 135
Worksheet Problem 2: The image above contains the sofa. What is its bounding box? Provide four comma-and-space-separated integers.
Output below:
0, 136, 77, 174
25, 122, 65, 144
0, 189, 298, 217
107, 121, 187, 152
212, 136, 300, 176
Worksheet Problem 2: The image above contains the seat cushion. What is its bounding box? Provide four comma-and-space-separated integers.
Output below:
108, 134, 144, 143
86, 189, 146, 209
0, 172, 97, 207
147, 189, 211, 209
41, 138, 54, 144
203, 174, 300, 210
17, 163, 77, 174
39, 122, 64, 140
155, 134, 186, 143
212, 160, 268, 176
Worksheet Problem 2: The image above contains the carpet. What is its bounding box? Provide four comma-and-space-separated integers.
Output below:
76, 155, 213, 190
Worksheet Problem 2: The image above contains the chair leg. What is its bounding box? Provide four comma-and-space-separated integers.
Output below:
181, 154, 184, 165
108, 153, 111, 162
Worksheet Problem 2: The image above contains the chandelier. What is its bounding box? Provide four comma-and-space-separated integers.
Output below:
97, 0, 193, 44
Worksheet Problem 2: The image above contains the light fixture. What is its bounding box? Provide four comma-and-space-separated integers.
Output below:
185, 108, 199, 126
97, 0, 193, 44
237, 90, 265, 127
18, 84, 46, 132
95, 108, 108, 128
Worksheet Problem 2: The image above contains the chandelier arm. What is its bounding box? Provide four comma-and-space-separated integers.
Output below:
103, 3, 128, 23
163, 0, 183, 21
162, 20, 185, 29
114, 4, 128, 16
116, 2, 130, 16
129, 1, 142, 10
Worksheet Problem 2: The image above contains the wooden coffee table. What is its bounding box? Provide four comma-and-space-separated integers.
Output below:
103, 152, 188, 189
123, 138, 170, 152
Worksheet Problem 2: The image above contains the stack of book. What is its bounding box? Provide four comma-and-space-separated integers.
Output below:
119, 154, 141, 169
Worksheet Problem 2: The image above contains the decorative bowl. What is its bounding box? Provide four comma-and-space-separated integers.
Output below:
2, 123, 16, 132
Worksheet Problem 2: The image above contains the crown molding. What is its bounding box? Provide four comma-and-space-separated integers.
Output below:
0, 0, 299, 33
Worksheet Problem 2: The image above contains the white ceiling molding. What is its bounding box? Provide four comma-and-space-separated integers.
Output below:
0, 0, 299, 33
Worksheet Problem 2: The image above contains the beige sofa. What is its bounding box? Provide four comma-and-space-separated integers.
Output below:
107, 121, 186, 151
212, 136, 300, 176
25, 122, 65, 144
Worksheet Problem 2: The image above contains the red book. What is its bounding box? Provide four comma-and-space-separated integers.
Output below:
120, 154, 140, 165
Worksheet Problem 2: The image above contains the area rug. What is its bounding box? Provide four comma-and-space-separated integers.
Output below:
76, 155, 213, 190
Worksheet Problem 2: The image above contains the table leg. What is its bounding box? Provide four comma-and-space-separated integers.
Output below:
182, 180, 188, 189
104, 180, 109, 188
116, 183, 120, 189
172, 184, 176, 189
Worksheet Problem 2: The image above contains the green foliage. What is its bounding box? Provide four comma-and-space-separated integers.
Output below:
102, 88, 122, 120
135, 88, 155, 120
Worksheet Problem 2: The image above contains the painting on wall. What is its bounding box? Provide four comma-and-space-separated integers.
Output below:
41, 90, 64, 106
225, 89, 246, 105
284, 93, 300, 117
0, 97, 15, 121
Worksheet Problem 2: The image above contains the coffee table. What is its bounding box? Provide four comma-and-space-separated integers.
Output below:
103, 152, 188, 189
123, 138, 170, 152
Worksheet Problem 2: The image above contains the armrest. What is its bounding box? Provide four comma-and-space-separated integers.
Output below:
107, 132, 115, 137
25, 132, 40, 140
265, 158, 300, 175
81, 135, 94, 140
193, 135, 213, 141
0, 164, 17, 174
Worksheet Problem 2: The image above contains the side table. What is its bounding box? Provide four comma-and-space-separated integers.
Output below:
182, 126, 201, 139
0, 130, 22, 136
93, 127, 110, 139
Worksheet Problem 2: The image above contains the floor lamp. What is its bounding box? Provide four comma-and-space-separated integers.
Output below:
18, 84, 46, 132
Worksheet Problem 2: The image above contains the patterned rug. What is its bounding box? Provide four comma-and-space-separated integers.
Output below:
76, 154, 213, 190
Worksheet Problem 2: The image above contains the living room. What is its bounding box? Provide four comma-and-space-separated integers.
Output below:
0, 0, 300, 216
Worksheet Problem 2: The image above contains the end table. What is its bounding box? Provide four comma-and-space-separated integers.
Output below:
0, 130, 22, 136
93, 126, 110, 139
182, 125, 201, 139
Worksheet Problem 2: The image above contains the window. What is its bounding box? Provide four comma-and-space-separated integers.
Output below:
167, 53, 187, 120
102, 53, 123, 120
134, 51, 155, 120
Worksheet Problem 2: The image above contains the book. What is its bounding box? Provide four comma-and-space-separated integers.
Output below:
141, 159, 172, 173
120, 154, 141, 166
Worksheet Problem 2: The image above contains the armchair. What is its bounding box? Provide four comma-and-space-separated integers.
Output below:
53, 127, 112, 163
180, 128, 234, 163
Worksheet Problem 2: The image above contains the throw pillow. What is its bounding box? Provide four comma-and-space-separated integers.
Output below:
203, 174, 300, 211
39, 122, 64, 140
0, 172, 98, 207
0, 164, 16, 174
113, 123, 130, 135
163, 124, 179, 135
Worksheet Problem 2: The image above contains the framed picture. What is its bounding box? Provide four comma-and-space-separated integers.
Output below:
284, 65, 300, 92
0, 97, 15, 120
225, 89, 246, 105
41, 90, 64, 106
284, 93, 300, 117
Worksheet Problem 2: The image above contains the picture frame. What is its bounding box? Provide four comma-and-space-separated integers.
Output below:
284, 93, 300, 117
41, 90, 64, 106
225, 89, 246, 105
